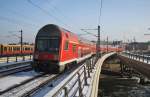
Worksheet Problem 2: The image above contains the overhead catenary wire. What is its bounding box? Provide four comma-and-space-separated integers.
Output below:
5, 9, 41, 25
28, 0, 94, 37
0, 15, 38, 27
81, 0, 104, 41
46, 0, 79, 27
27, 0, 76, 31
81, 29, 98, 37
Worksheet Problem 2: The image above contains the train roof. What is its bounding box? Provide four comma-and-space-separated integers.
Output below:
37, 24, 78, 42
37, 24, 77, 37
37, 24, 95, 45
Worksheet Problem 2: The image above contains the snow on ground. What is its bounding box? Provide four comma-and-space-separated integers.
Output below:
2, 74, 55, 97
0, 70, 38, 91
32, 73, 71, 97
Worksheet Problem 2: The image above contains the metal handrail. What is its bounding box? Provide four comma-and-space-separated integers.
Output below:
51, 56, 96, 97
122, 52, 150, 64
48, 52, 116, 97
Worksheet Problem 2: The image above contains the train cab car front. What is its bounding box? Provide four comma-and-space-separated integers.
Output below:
33, 52, 60, 73
32, 24, 62, 73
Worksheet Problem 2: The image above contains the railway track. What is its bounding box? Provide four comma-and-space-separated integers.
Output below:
0, 73, 59, 97
0, 73, 44, 95
0, 57, 93, 97
0, 61, 32, 77
0, 62, 83, 97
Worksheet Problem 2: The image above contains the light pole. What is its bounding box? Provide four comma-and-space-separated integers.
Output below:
8, 29, 23, 55
97, 25, 101, 57
19, 30, 23, 54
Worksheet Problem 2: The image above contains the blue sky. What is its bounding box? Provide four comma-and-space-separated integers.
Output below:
0, 0, 150, 44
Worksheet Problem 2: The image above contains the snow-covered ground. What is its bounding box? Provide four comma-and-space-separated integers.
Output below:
1, 74, 55, 97
0, 70, 38, 92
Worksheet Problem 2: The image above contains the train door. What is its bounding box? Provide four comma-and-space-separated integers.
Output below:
0, 45, 1, 56
72, 44, 77, 58
78, 47, 81, 58
3, 46, 7, 55
1, 45, 3, 56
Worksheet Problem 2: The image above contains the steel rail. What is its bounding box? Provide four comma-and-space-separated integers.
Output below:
0, 60, 32, 69
0, 73, 44, 95
0, 63, 31, 78
21, 74, 59, 97
0, 74, 59, 97
0, 61, 32, 77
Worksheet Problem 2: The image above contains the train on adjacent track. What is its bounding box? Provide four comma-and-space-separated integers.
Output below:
32, 24, 123, 73
0, 44, 33, 57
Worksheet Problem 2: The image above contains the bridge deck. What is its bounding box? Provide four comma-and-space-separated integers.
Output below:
118, 54, 150, 79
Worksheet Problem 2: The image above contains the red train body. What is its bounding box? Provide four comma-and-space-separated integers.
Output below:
32, 24, 124, 73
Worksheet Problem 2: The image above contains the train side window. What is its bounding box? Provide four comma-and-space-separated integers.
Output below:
0, 45, 1, 53
9, 47, 11, 51
25, 48, 27, 50
14, 47, 17, 51
17, 47, 19, 51
64, 40, 69, 50
4, 47, 7, 51
73, 44, 76, 52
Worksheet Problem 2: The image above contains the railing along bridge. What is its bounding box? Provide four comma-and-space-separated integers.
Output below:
44, 52, 116, 97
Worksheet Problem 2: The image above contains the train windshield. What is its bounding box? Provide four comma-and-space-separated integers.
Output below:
36, 37, 59, 53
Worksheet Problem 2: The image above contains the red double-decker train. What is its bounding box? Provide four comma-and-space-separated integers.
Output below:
32, 24, 97, 73
32, 24, 124, 73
